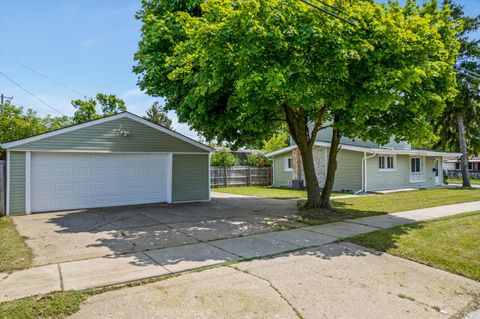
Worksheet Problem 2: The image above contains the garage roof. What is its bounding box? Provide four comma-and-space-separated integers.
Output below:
1, 112, 213, 152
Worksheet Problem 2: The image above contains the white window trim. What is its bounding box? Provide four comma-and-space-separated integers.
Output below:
410, 156, 423, 173
409, 156, 426, 183
284, 157, 293, 171
378, 155, 396, 171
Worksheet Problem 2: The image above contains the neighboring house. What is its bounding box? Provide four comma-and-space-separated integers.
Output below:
266, 128, 460, 193
444, 157, 480, 178
1, 112, 212, 215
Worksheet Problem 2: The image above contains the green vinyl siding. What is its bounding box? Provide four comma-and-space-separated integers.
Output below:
273, 153, 292, 187
332, 149, 363, 192
172, 154, 209, 202
11, 117, 208, 153
9, 152, 26, 214
366, 155, 439, 191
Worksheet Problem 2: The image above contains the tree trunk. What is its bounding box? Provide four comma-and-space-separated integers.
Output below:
282, 102, 327, 209
456, 112, 471, 187
319, 125, 341, 209
298, 144, 322, 208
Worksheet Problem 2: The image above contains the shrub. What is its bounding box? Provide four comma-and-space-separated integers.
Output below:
245, 152, 272, 167
210, 148, 237, 167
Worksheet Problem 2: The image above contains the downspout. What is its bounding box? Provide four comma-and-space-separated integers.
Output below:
354, 151, 376, 194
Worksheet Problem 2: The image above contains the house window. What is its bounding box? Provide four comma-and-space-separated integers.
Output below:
410, 157, 422, 173
285, 157, 292, 171
379, 155, 395, 171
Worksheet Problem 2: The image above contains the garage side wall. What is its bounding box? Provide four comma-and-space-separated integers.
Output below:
9, 151, 26, 214
172, 154, 209, 202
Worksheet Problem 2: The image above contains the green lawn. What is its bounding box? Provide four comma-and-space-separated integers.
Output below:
448, 178, 480, 185
213, 186, 345, 199
0, 291, 89, 319
299, 187, 480, 224
331, 188, 480, 214
0, 273, 181, 319
348, 212, 480, 281
0, 217, 33, 273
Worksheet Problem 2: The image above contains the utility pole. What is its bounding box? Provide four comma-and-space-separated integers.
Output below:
0, 94, 13, 105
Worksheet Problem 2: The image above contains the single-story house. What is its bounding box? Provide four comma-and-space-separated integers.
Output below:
1, 112, 212, 215
444, 157, 480, 172
266, 129, 460, 193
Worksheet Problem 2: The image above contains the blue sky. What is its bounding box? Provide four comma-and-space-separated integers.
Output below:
0, 0, 479, 138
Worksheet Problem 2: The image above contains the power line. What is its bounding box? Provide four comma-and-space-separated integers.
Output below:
454, 66, 480, 81
298, 0, 356, 26
454, 68, 480, 81
0, 71, 66, 116
0, 52, 89, 99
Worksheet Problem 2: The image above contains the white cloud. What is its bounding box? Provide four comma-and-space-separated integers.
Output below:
121, 88, 143, 99
79, 35, 103, 52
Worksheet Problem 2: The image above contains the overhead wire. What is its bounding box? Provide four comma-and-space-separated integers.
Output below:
0, 52, 89, 99
0, 70, 66, 116
298, 0, 356, 26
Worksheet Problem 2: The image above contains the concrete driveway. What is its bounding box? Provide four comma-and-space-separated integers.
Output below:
70, 242, 480, 319
12, 193, 302, 266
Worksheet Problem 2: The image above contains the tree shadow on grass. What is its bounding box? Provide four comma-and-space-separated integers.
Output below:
296, 199, 387, 225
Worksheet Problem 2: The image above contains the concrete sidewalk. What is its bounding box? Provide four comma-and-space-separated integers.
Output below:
1, 201, 479, 302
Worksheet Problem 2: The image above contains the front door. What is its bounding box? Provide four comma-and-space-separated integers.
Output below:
434, 159, 441, 185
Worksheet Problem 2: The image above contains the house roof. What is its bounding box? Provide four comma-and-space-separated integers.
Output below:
446, 158, 480, 163
266, 142, 461, 158
0, 112, 213, 152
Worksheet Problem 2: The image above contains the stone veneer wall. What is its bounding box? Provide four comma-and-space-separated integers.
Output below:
293, 146, 328, 187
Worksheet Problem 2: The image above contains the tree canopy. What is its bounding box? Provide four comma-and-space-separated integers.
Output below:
135, 0, 459, 208
72, 93, 127, 124
144, 101, 173, 128
0, 103, 71, 158
432, 1, 480, 155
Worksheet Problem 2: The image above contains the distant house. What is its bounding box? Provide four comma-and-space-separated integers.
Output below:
266, 128, 460, 193
444, 157, 480, 178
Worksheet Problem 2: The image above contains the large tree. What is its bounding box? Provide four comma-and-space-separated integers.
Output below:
432, 1, 480, 187
134, 0, 458, 209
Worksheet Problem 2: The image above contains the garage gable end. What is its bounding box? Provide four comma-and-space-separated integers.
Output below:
4, 113, 210, 153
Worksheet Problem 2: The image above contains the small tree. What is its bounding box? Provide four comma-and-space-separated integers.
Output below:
144, 101, 173, 128
72, 98, 99, 124
211, 148, 237, 166
211, 148, 237, 187
245, 152, 272, 168
72, 93, 127, 124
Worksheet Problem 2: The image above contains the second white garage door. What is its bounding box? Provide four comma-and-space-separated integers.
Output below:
31, 152, 169, 212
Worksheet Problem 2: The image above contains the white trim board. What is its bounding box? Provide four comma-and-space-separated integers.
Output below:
1, 112, 213, 153
5, 150, 10, 216
25, 151, 31, 214
266, 142, 461, 158
166, 153, 173, 204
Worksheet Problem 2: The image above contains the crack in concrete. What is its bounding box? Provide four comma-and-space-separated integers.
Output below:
0, 273, 9, 285
57, 263, 64, 291
229, 265, 305, 319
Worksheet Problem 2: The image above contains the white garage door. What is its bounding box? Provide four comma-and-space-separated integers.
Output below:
31, 152, 169, 212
